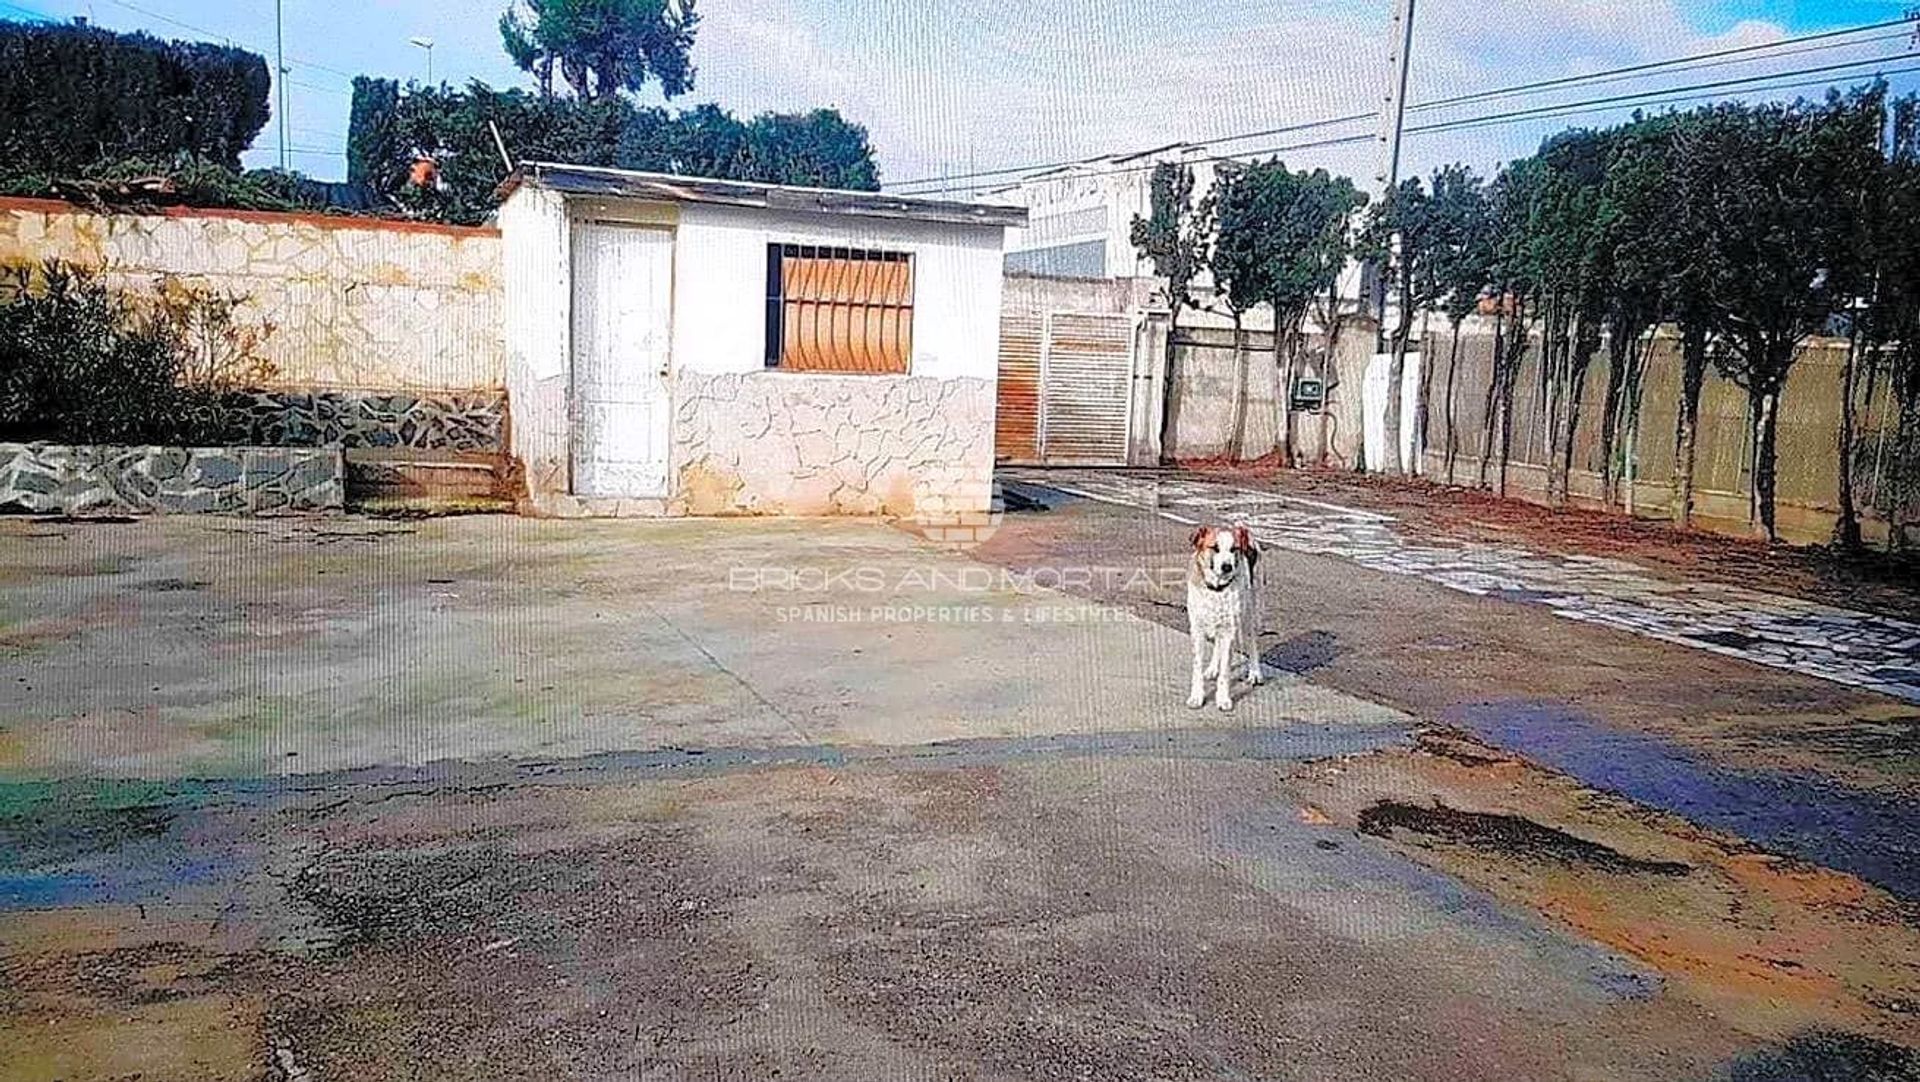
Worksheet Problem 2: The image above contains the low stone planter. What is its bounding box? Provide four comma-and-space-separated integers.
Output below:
221, 388, 508, 451
0, 443, 343, 515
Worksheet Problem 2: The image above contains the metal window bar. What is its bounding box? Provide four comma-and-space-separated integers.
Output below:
764, 243, 913, 373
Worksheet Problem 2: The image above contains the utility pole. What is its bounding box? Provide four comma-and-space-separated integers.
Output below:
275, 0, 288, 171
1371, 0, 1416, 349
1373, 0, 1416, 200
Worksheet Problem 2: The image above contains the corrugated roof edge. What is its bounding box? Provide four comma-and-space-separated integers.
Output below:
496, 162, 1028, 228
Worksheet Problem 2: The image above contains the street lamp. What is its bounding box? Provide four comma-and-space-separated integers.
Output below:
408, 37, 434, 85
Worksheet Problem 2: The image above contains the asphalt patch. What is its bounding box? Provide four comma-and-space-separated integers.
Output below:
1357, 800, 1693, 876
133, 577, 209, 592
1452, 699, 1920, 901
0, 780, 184, 870
1718, 1029, 1920, 1082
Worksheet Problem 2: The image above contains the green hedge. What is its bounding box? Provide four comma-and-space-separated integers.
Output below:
348, 78, 882, 224
0, 19, 270, 175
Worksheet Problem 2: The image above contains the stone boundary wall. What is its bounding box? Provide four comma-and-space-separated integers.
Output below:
0, 443, 342, 515
0, 197, 503, 391
221, 388, 507, 451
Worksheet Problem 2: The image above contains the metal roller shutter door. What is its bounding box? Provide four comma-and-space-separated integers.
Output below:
1038, 312, 1133, 465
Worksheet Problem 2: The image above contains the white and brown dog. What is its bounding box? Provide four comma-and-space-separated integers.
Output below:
1186, 523, 1264, 711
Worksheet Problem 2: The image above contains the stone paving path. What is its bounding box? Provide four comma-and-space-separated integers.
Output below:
1008, 470, 1920, 704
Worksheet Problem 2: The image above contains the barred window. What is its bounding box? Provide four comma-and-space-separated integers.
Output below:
764, 244, 913, 373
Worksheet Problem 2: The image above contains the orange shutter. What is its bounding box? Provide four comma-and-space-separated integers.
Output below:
778, 249, 912, 373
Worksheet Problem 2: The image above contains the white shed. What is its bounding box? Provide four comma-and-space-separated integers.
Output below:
495, 163, 1026, 519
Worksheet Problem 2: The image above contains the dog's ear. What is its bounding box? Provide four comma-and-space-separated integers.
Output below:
1233, 525, 1259, 568
1190, 526, 1210, 551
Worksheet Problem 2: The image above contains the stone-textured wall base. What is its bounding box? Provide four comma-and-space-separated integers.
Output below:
0, 443, 343, 515
221, 388, 507, 451
668, 373, 995, 518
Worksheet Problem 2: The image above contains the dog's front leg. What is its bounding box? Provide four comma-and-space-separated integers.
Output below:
1211, 625, 1236, 711
1244, 605, 1265, 687
1187, 629, 1208, 709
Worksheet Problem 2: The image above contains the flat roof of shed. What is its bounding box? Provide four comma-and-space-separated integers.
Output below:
500, 162, 1028, 228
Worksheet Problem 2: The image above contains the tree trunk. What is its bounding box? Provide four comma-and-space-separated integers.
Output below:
1753, 387, 1781, 542
1553, 317, 1601, 509
1499, 363, 1517, 500
1157, 304, 1183, 464
1413, 309, 1433, 479
1316, 283, 1344, 470
1478, 311, 1505, 490
1443, 320, 1463, 483
1598, 327, 1629, 508
1274, 320, 1294, 466
1541, 300, 1567, 503
1495, 299, 1527, 499
1835, 322, 1864, 552
1382, 334, 1408, 476
1622, 333, 1651, 516
1558, 368, 1588, 508
1381, 277, 1415, 476
1544, 306, 1566, 506
1895, 396, 1919, 554
1229, 311, 1248, 459
1673, 324, 1708, 529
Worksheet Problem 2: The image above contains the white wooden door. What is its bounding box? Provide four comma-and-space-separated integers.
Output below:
571, 222, 673, 497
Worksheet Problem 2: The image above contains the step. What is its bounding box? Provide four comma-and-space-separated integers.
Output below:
344, 448, 508, 500
350, 494, 518, 518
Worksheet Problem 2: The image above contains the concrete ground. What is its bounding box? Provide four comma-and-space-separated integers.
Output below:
1, 493, 1916, 1081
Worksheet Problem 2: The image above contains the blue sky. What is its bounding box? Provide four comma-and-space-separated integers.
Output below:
1692, 0, 1914, 30
3, 0, 1915, 185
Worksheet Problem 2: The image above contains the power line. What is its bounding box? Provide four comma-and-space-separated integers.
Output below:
0, 1, 357, 95
0, 1, 55, 22
95, 0, 359, 83
1419, 62, 1920, 138
884, 112, 1376, 193
896, 50, 1919, 196
882, 15, 1917, 192
1411, 29, 1912, 114
1411, 16, 1915, 114
288, 78, 352, 98
1402, 51, 1919, 133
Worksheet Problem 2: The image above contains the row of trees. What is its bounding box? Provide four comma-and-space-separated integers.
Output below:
347, 0, 876, 222
1135, 81, 1920, 548
1, 0, 881, 224
1130, 160, 1368, 465
346, 80, 880, 225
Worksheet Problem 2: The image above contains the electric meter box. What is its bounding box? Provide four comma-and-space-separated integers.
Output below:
1290, 377, 1326, 412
